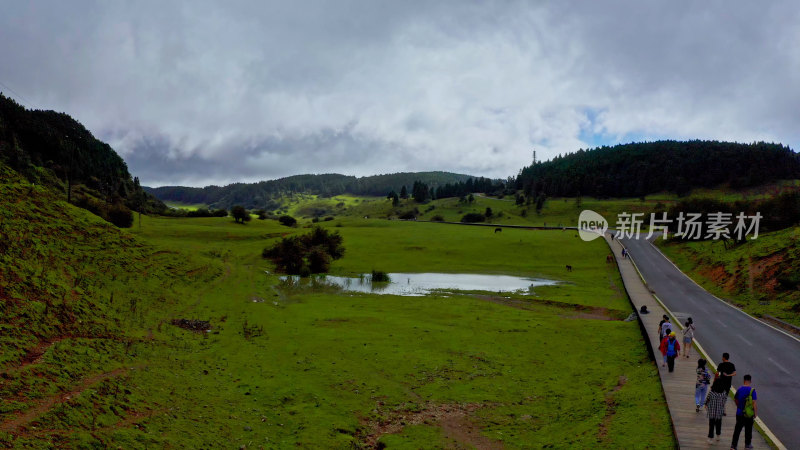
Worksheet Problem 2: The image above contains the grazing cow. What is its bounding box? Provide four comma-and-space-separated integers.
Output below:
566, 265, 573, 272
494, 227, 502, 233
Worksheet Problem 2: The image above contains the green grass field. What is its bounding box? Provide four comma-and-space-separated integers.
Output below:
164, 201, 208, 211
1, 169, 674, 447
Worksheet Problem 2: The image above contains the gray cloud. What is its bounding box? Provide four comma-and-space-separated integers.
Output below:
1, 1, 798, 186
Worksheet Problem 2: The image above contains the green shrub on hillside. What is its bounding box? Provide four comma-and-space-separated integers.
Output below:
461, 212, 485, 223
278, 215, 297, 227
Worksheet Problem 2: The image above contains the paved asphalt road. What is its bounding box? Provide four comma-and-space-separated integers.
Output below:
621, 235, 800, 448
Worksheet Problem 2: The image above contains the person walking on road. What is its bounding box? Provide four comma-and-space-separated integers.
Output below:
695, 359, 711, 412
705, 377, 727, 443
730, 374, 758, 450
683, 318, 696, 358
659, 332, 680, 372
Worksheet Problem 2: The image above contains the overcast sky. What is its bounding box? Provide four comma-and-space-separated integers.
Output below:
1, 1, 798, 186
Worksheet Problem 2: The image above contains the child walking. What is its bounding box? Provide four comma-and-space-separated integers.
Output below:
695, 359, 710, 412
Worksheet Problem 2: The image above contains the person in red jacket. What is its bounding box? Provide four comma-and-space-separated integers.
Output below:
659, 332, 681, 372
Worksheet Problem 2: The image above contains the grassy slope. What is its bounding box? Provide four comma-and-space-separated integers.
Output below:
656, 228, 800, 326
1, 170, 673, 447
0, 165, 221, 447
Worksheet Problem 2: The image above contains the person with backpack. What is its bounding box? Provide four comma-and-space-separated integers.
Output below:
730, 374, 757, 450
661, 318, 672, 341
657, 314, 668, 341
659, 332, 680, 372
695, 359, 711, 412
705, 376, 727, 443
683, 318, 696, 358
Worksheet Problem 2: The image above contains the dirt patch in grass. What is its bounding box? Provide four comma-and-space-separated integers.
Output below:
170, 318, 211, 332
359, 402, 503, 449
598, 375, 628, 443
750, 252, 785, 292
1, 367, 131, 434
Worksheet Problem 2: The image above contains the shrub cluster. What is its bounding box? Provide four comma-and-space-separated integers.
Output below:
184, 208, 228, 218
73, 194, 133, 228
371, 270, 390, 282
262, 226, 344, 275
278, 215, 297, 227
461, 212, 485, 223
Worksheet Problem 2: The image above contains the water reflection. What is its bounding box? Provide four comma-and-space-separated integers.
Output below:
279, 272, 558, 296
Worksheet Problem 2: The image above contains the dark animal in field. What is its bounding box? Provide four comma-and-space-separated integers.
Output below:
566, 265, 573, 272
606, 255, 613, 263
494, 228, 502, 233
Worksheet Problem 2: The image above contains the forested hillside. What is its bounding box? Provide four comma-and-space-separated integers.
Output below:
0, 94, 165, 226
147, 171, 497, 209
516, 140, 800, 199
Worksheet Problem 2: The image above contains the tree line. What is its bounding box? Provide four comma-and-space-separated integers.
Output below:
0, 93, 165, 227
145, 171, 498, 210
516, 140, 800, 199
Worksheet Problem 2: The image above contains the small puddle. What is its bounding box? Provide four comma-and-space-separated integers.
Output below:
278, 272, 558, 296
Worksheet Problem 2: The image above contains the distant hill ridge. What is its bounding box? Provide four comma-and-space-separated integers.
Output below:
145, 171, 485, 209
516, 140, 800, 199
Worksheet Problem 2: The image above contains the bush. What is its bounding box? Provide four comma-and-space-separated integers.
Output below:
461, 213, 485, 223
72, 194, 134, 228
107, 203, 134, 228
278, 215, 297, 227
371, 270, 391, 282
184, 208, 228, 218
307, 246, 331, 273
430, 215, 445, 222
263, 226, 344, 275
231, 205, 251, 223
398, 208, 419, 220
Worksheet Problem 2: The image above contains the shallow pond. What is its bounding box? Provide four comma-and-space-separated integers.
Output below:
279, 272, 558, 296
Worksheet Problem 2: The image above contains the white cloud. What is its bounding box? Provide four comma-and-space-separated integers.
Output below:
1, 0, 798, 186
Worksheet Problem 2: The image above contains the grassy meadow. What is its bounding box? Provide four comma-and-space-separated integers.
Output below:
0, 173, 675, 447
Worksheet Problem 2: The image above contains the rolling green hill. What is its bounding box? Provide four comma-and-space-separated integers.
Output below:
0, 94, 165, 226
145, 171, 492, 210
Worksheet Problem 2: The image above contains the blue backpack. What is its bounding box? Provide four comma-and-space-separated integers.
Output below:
667, 339, 677, 356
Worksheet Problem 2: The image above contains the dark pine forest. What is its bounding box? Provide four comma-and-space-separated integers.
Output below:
516, 140, 800, 199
